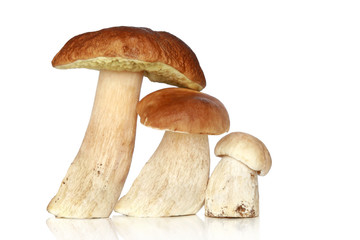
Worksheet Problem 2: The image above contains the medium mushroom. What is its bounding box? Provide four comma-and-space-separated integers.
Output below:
205, 132, 271, 218
48, 26, 205, 218
114, 88, 230, 217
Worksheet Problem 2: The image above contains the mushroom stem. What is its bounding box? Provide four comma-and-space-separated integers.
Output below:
205, 156, 259, 218
114, 131, 210, 217
48, 70, 143, 218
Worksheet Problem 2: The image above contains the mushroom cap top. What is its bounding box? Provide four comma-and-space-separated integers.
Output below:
52, 26, 205, 91
137, 88, 230, 135
215, 132, 272, 176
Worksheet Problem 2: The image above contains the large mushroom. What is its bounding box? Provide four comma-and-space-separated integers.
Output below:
48, 26, 205, 218
114, 88, 230, 217
205, 132, 272, 218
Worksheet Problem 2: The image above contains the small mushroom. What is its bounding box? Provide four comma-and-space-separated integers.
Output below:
48, 27, 205, 218
114, 88, 230, 217
205, 132, 271, 218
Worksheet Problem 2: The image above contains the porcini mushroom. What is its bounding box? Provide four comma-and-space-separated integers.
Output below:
48, 26, 205, 218
114, 88, 230, 217
205, 132, 272, 218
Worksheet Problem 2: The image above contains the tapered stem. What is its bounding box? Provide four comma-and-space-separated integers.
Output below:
115, 131, 210, 217
48, 70, 143, 218
205, 156, 259, 218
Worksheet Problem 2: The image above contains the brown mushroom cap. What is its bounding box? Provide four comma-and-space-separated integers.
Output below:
137, 88, 230, 135
52, 26, 206, 91
215, 132, 272, 176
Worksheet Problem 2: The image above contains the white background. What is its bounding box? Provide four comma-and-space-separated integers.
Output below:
1, 0, 359, 239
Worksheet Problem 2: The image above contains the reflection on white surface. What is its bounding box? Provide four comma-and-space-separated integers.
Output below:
46, 215, 260, 240
112, 215, 205, 240
205, 217, 260, 240
47, 217, 118, 240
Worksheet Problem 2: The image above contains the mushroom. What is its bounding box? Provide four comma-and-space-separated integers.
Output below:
48, 26, 205, 218
205, 132, 271, 218
114, 88, 230, 217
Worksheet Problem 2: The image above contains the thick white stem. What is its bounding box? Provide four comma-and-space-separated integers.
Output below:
114, 131, 210, 217
205, 156, 259, 218
48, 70, 143, 218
